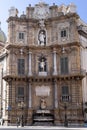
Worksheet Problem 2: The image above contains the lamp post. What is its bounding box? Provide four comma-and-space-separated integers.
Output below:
6, 105, 12, 125
18, 101, 25, 127
64, 103, 68, 127
6, 77, 12, 125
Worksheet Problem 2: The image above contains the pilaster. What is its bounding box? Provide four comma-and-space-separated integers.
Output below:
53, 50, 57, 75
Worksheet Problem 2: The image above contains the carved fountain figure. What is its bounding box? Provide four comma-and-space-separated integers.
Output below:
40, 98, 46, 109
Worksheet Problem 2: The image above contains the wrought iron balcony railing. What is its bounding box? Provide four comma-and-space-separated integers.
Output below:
61, 95, 71, 102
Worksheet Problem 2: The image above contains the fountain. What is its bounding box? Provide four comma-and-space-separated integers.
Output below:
33, 98, 54, 126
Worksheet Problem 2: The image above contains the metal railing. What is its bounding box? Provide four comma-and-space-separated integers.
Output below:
61, 95, 71, 102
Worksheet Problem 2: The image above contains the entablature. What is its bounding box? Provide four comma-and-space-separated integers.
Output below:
3, 68, 86, 82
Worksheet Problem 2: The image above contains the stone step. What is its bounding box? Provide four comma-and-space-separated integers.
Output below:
33, 121, 54, 126
34, 118, 54, 121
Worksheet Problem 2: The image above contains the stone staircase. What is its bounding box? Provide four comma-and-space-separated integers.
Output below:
33, 110, 54, 126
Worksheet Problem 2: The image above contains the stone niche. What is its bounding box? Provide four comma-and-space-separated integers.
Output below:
35, 85, 50, 97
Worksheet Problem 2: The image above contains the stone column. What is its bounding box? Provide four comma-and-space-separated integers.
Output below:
28, 52, 32, 76
28, 82, 32, 108
54, 80, 58, 108
53, 50, 57, 75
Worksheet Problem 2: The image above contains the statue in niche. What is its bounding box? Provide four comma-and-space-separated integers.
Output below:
40, 98, 46, 109
39, 57, 46, 72
40, 59, 45, 71
38, 30, 46, 45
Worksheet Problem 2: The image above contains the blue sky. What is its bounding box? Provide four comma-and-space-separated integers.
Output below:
0, 0, 87, 36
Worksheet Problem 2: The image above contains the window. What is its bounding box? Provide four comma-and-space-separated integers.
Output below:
17, 87, 24, 101
18, 87, 24, 96
60, 57, 68, 74
18, 59, 25, 75
62, 86, 69, 95
19, 32, 24, 40
61, 30, 66, 37
62, 86, 69, 102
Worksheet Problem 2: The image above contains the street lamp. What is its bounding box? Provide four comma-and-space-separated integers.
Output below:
64, 103, 68, 127
18, 101, 25, 127
6, 105, 12, 125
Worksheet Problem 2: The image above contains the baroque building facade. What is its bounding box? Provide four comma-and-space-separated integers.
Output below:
0, 2, 87, 126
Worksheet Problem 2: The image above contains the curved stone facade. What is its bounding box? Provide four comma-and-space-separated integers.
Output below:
0, 2, 87, 126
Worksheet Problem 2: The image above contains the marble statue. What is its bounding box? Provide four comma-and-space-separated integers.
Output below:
40, 98, 46, 109
39, 31, 45, 45
40, 59, 45, 71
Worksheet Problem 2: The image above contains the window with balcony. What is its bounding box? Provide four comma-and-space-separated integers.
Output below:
18, 59, 25, 75
61, 86, 70, 102
60, 57, 68, 74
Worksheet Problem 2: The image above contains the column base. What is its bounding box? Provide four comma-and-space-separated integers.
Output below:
27, 108, 33, 125
28, 73, 32, 76
53, 72, 57, 75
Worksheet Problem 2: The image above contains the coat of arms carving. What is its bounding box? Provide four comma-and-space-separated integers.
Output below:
33, 2, 50, 19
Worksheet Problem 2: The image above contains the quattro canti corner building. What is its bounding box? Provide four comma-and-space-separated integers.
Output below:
0, 1, 87, 126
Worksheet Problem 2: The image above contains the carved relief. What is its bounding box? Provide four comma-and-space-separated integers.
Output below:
33, 2, 50, 19
35, 85, 50, 97
39, 19, 45, 29
40, 98, 46, 109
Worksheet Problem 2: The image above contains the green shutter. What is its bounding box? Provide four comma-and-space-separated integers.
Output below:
60, 57, 68, 74
18, 59, 25, 75
62, 86, 69, 95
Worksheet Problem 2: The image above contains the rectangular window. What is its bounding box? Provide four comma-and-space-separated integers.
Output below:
61, 30, 66, 37
17, 87, 24, 101
62, 86, 69, 95
19, 32, 24, 40
62, 86, 69, 102
18, 59, 25, 75
18, 87, 24, 96
60, 57, 68, 74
